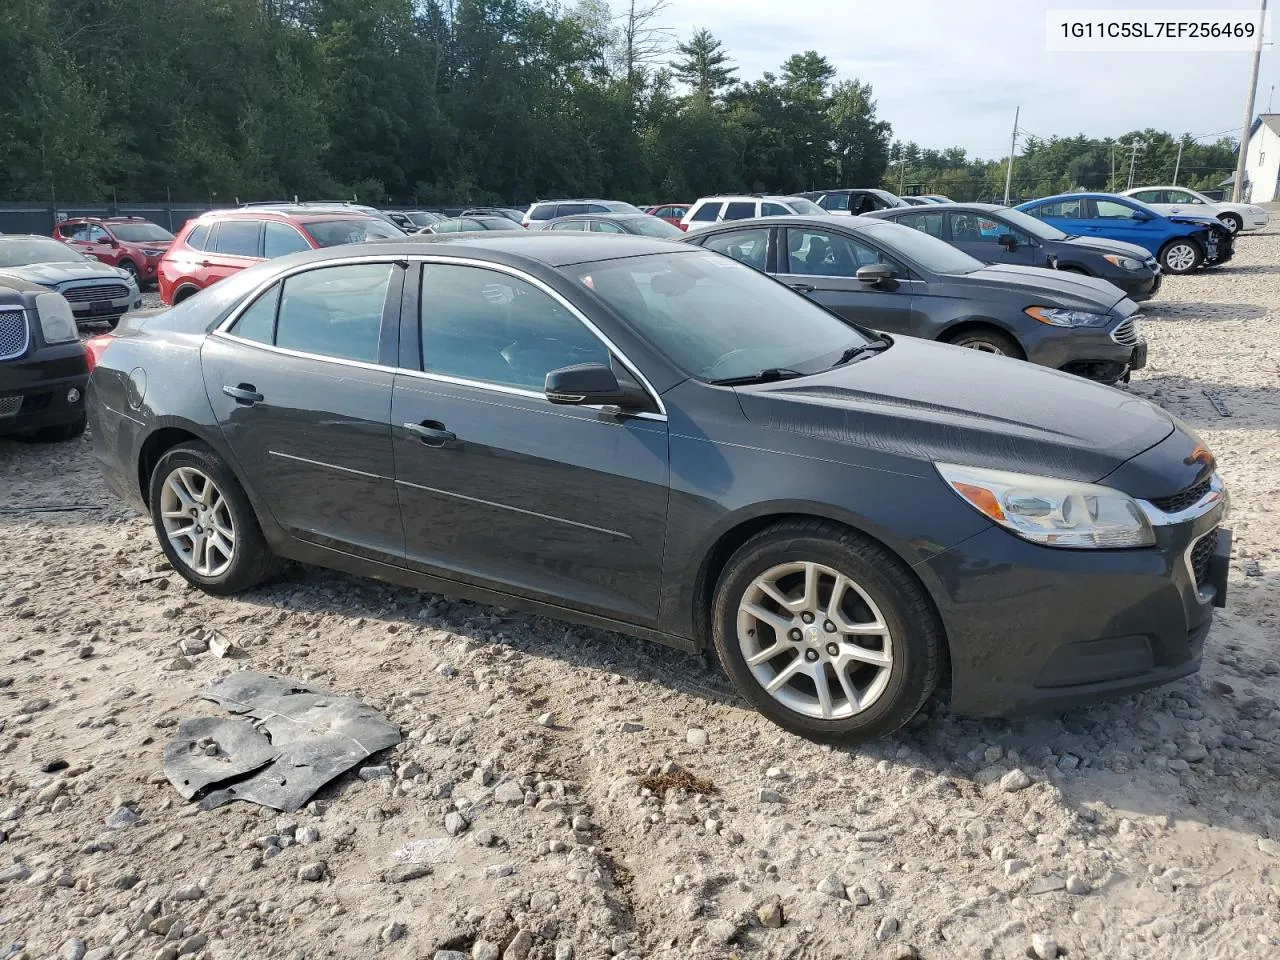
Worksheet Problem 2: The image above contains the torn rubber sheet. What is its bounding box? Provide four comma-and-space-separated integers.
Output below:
162, 671, 401, 812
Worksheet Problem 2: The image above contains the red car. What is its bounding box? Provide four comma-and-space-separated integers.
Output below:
54, 217, 175, 288
157, 208, 402, 305
644, 204, 691, 230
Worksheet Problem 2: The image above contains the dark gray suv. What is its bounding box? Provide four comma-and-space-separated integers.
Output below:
683, 216, 1147, 384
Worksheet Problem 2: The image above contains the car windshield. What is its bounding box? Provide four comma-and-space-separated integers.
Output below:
570, 250, 871, 381
993, 208, 1068, 241
405, 212, 439, 226
303, 218, 404, 247
861, 220, 984, 274
603, 201, 643, 213
109, 222, 174, 242
626, 217, 683, 238
0, 237, 89, 266
784, 197, 827, 215
873, 190, 909, 208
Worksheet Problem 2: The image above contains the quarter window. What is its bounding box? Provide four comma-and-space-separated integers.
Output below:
274, 264, 392, 363
702, 228, 769, 271
185, 223, 210, 251
264, 221, 311, 258
229, 284, 280, 344
419, 264, 608, 391
784, 228, 897, 277
212, 220, 262, 257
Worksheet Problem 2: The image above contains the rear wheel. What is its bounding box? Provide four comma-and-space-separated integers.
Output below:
945, 327, 1021, 358
149, 442, 280, 595
1219, 213, 1243, 234
1160, 238, 1202, 274
711, 520, 944, 743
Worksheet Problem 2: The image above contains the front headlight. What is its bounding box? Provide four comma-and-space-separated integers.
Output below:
936, 463, 1156, 549
1102, 254, 1143, 271
35, 293, 78, 345
1024, 306, 1111, 328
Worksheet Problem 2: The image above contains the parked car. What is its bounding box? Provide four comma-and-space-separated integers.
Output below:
523, 199, 644, 228
240, 201, 409, 233
798, 188, 910, 215
644, 204, 691, 229
87, 232, 1230, 742
545, 213, 683, 238
681, 195, 827, 231
0, 279, 88, 441
461, 207, 526, 225
385, 210, 445, 230
0, 236, 141, 328
1121, 185, 1269, 235
1015, 193, 1234, 275
683, 215, 1146, 383
899, 196, 933, 206
423, 216, 521, 234
158, 208, 402, 305
865, 203, 1162, 301
53, 216, 174, 287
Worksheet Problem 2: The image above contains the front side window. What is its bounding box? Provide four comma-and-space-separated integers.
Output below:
690, 202, 721, 222
702, 228, 769, 271
947, 213, 1024, 245
274, 264, 392, 363
264, 221, 312, 258
591, 220, 626, 234
459, 219, 488, 232
1166, 189, 1202, 204
898, 212, 945, 239
1130, 189, 1163, 204
722, 201, 756, 221
819, 193, 851, 212
110, 222, 174, 243
419, 264, 607, 391
212, 220, 262, 257
784, 228, 897, 277
87, 226, 111, 242
860, 220, 983, 275
549, 220, 587, 232
1095, 200, 1142, 220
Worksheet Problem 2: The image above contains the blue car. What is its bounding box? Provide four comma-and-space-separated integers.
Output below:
1015, 193, 1233, 275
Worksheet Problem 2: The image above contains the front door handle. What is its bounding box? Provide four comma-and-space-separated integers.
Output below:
222, 384, 264, 405
403, 421, 456, 446
789, 282, 815, 294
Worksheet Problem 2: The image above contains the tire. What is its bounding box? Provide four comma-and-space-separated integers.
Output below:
944, 327, 1021, 358
1219, 213, 1242, 235
149, 441, 281, 595
711, 519, 944, 743
118, 260, 141, 285
1160, 238, 1203, 274
31, 413, 86, 443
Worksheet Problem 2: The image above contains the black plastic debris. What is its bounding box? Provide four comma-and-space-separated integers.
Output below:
162, 671, 401, 812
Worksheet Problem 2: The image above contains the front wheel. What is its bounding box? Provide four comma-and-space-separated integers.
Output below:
118, 260, 141, 285
149, 442, 280, 595
1219, 213, 1243, 235
711, 520, 944, 743
1160, 238, 1203, 274
945, 327, 1021, 358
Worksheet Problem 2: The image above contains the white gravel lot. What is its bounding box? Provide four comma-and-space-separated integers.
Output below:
2, 223, 1279, 960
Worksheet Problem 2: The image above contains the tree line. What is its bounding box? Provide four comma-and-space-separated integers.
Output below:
0, 0, 1240, 206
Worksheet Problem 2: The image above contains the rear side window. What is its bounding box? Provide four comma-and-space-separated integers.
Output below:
275, 264, 392, 363
703, 228, 769, 271
723, 201, 756, 221
761, 202, 789, 216
900, 212, 945, 238
558, 203, 589, 217
690, 202, 721, 222
1027, 199, 1084, 219
1130, 189, 1163, 204
549, 220, 587, 231
212, 220, 262, 257
185, 223, 211, 251
229, 284, 280, 344
264, 222, 311, 258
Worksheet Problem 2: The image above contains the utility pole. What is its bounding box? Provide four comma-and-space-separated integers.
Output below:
1172, 141, 1184, 185
1125, 140, 1145, 189
1110, 144, 1116, 191
1233, 0, 1267, 202
1003, 106, 1019, 205
891, 147, 908, 195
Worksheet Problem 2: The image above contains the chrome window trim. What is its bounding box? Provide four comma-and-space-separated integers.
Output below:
1137, 472, 1227, 527
211, 252, 668, 420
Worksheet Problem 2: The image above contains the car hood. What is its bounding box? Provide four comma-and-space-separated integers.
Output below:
0, 260, 130, 286
1058, 235, 1154, 261
948, 263, 1128, 309
734, 336, 1173, 483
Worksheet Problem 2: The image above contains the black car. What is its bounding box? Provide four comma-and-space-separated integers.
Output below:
88, 233, 1229, 743
799, 188, 910, 215
544, 213, 683, 238
0, 279, 89, 441
865, 203, 1162, 302
683, 216, 1147, 384
0, 236, 142, 329
424, 216, 520, 234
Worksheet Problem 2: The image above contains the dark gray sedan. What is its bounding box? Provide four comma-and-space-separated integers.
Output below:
865, 203, 1162, 302
544, 212, 683, 238
87, 234, 1228, 743
683, 215, 1146, 384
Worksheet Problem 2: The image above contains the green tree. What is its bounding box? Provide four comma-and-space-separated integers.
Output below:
671, 28, 736, 102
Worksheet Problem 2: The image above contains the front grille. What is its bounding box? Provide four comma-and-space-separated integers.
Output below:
0, 396, 22, 418
1111, 316, 1141, 346
61, 284, 128, 303
1151, 475, 1212, 514
0, 309, 29, 360
1190, 532, 1216, 586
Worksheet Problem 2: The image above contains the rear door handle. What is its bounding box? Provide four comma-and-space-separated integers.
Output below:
789, 282, 815, 294
222, 384, 264, 405
403, 421, 456, 446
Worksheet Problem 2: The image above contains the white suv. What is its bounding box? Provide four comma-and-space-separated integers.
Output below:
523, 199, 643, 229
680, 195, 828, 232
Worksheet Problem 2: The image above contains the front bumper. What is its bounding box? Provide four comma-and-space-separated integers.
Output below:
922, 478, 1228, 717
1203, 232, 1234, 266
0, 342, 89, 435
1105, 268, 1161, 302
1025, 317, 1146, 383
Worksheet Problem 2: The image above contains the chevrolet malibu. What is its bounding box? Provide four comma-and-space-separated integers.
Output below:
87, 234, 1230, 742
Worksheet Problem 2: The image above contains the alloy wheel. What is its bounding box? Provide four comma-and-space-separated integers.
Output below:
959, 340, 1004, 355
1164, 243, 1197, 273
159, 466, 236, 577
736, 561, 894, 720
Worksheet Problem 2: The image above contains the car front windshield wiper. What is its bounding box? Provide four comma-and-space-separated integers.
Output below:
707, 367, 806, 386
831, 336, 891, 368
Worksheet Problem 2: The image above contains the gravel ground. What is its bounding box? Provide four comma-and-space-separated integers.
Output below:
3, 226, 1280, 960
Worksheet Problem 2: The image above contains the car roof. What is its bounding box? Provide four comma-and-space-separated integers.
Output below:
872, 202, 1002, 214
364, 231, 689, 266
1021, 192, 1125, 203
685, 215, 888, 235
557, 213, 650, 221
1122, 185, 1192, 192
60, 216, 155, 224
195, 208, 382, 224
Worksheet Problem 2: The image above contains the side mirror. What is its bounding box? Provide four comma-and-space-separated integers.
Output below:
1132, 212, 1152, 222
545, 363, 649, 409
855, 263, 894, 285
997, 233, 1018, 250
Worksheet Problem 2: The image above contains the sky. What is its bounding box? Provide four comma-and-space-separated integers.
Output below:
658, 0, 1278, 160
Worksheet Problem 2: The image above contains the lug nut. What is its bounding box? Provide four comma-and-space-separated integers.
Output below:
801, 612, 815, 624
788, 628, 803, 642
826, 643, 839, 657
823, 620, 836, 632
804, 649, 819, 662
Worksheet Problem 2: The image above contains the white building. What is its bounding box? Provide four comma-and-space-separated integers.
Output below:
1243, 114, 1280, 203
